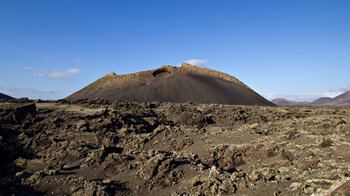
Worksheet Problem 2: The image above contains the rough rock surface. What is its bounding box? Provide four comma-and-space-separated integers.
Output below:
1, 98, 350, 195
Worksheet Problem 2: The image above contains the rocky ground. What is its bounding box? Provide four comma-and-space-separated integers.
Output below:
1, 98, 350, 195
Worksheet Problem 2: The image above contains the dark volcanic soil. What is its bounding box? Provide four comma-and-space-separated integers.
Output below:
1, 98, 350, 195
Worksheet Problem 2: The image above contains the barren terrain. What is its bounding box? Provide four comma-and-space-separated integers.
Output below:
1, 98, 350, 195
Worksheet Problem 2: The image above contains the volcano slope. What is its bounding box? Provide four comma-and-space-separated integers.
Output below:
0, 92, 14, 99
1, 98, 350, 195
66, 63, 273, 106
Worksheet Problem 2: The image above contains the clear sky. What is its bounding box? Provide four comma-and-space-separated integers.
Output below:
1, 0, 349, 101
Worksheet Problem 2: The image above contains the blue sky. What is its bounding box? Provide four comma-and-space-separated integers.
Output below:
1, 0, 349, 101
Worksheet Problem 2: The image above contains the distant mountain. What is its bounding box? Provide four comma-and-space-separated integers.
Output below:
271, 98, 309, 106
271, 91, 350, 107
310, 97, 332, 105
323, 91, 350, 106
66, 63, 274, 106
0, 92, 14, 99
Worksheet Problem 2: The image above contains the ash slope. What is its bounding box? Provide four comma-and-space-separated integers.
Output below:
66, 63, 273, 106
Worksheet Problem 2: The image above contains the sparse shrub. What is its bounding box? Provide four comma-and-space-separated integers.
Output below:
281, 149, 295, 162
319, 138, 332, 148
254, 116, 259, 123
286, 129, 297, 140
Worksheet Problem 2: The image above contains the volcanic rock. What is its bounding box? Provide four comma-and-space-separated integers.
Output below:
1, 99, 350, 195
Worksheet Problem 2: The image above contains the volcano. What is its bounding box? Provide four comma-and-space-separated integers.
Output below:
66, 63, 273, 106
271, 98, 309, 106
